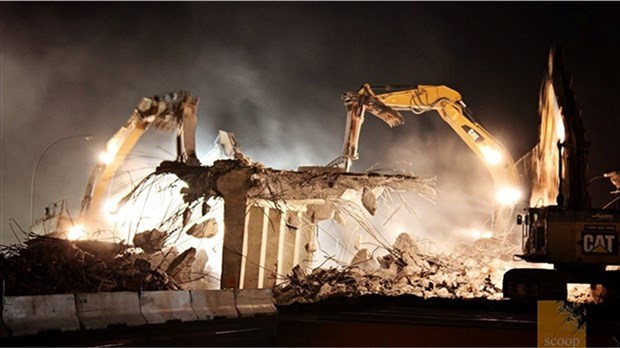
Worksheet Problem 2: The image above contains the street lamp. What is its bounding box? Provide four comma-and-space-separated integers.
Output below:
29, 134, 93, 224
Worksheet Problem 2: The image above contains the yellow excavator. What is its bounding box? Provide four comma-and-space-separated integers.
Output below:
503, 50, 620, 301
339, 53, 620, 302
329, 83, 522, 208
31, 91, 200, 238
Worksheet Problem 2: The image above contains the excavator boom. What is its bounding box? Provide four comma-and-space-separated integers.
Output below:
79, 91, 200, 233
334, 83, 521, 206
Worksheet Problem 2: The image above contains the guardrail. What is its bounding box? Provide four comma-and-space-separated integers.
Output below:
1, 288, 277, 337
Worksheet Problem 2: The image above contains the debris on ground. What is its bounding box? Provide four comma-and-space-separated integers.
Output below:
568, 284, 606, 304
0, 232, 213, 296
273, 232, 507, 305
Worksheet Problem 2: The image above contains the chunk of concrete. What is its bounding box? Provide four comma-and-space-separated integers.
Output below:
186, 218, 218, 239
286, 212, 301, 230
393, 232, 419, 254
133, 229, 167, 253
361, 187, 377, 215
307, 204, 335, 223
350, 248, 379, 273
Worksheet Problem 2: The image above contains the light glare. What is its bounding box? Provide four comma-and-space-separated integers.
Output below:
481, 145, 502, 165
67, 225, 85, 240
556, 114, 565, 142
470, 229, 493, 239
496, 186, 522, 205
104, 199, 119, 214
99, 151, 113, 165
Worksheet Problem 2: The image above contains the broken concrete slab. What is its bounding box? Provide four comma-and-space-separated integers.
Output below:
166, 247, 197, 284
155, 159, 433, 205
361, 187, 377, 215
350, 248, 379, 273
186, 218, 218, 239
307, 204, 335, 223
133, 229, 167, 254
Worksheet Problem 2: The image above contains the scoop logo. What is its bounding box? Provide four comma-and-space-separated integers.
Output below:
537, 301, 585, 348
581, 227, 617, 254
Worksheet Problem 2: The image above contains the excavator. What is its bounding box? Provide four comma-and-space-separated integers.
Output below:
502, 50, 620, 301
505, 202, 620, 301
329, 83, 522, 208
336, 51, 620, 302
31, 91, 200, 238
330, 81, 620, 302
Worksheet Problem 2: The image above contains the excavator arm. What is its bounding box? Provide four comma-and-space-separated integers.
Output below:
79, 91, 199, 232
334, 83, 521, 205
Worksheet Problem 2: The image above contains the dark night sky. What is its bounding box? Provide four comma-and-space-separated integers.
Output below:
1, 2, 619, 245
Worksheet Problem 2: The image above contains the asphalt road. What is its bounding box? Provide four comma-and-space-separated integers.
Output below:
1, 315, 278, 347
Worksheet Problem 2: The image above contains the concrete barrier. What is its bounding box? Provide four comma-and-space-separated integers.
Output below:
0, 303, 9, 338
188, 290, 213, 321
76, 292, 146, 329
2, 294, 80, 336
234, 288, 277, 317
190, 289, 238, 319
0, 320, 9, 338
140, 290, 197, 324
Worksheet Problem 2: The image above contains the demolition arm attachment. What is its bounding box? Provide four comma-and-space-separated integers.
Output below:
79, 91, 200, 231
331, 83, 520, 204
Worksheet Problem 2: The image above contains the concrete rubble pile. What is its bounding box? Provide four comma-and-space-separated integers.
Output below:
274, 233, 508, 305
567, 284, 607, 304
0, 230, 208, 296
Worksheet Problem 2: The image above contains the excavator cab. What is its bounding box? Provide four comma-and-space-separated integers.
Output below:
516, 206, 620, 266
516, 208, 548, 262
505, 205, 620, 300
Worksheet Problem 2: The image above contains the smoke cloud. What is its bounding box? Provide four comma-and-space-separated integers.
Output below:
2, 2, 619, 251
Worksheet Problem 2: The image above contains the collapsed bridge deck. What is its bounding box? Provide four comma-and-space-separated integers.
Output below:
156, 159, 434, 289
